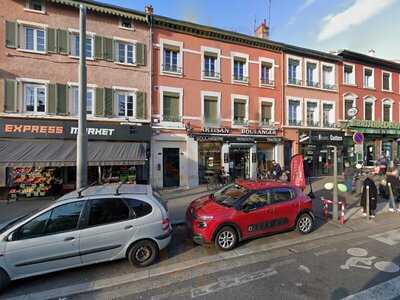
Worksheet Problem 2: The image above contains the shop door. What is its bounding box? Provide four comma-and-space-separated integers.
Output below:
229, 148, 250, 179
163, 148, 180, 187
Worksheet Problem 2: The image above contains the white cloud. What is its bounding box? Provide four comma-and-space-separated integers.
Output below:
318, 0, 396, 41
299, 0, 317, 12
286, 0, 317, 26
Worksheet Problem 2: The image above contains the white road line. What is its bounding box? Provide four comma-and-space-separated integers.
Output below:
342, 274, 400, 300
369, 229, 400, 246
314, 248, 338, 256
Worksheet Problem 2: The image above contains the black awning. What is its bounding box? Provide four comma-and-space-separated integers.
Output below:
0, 139, 147, 167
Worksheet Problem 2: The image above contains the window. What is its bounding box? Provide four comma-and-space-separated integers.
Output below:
243, 191, 270, 211
88, 198, 130, 226
364, 68, 374, 88
115, 90, 136, 117
45, 202, 84, 234
204, 96, 218, 125
364, 99, 374, 120
233, 98, 247, 125
120, 17, 133, 29
344, 98, 355, 120
70, 86, 94, 116
163, 47, 180, 73
115, 41, 135, 65
383, 100, 392, 122
288, 58, 301, 85
22, 25, 45, 52
260, 62, 273, 85
125, 199, 152, 218
24, 83, 46, 113
233, 58, 247, 82
204, 54, 218, 78
322, 65, 335, 90
70, 32, 93, 59
306, 62, 318, 87
306, 101, 319, 127
288, 99, 302, 126
344, 64, 355, 85
382, 72, 392, 91
270, 188, 294, 204
322, 103, 335, 128
26, 0, 45, 12
16, 210, 51, 240
163, 92, 181, 122
261, 102, 273, 126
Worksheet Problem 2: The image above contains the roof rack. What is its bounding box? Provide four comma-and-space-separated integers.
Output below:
115, 182, 124, 195
77, 182, 97, 198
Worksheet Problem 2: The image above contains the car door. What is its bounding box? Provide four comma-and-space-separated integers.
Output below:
270, 188, 299, 231
79, 197, 137, 265
235, 191, 275, 239
4, 201, 84, 279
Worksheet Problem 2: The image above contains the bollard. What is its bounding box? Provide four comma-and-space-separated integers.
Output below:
366, 185, 370, 220
388, 182, 396, 212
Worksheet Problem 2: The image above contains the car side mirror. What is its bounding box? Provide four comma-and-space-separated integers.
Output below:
242, 206, 254, 213
7, 232, 15, 242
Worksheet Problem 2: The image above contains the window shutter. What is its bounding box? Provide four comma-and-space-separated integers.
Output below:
103, 37, 113, 61
136, 91, 146, 119
47, 28, 57, 53
47, 83, 57, 114
4, 79, 17, 112
94, 35, 103, 59
104, 88, 113, 116
95, 88, 104, 116
56, 84, 67, 115
5, 21, 17, 48
136, 43, 146, 66
57, 29, 69, 54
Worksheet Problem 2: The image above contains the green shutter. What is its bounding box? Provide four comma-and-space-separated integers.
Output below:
47, 83, 57, 114
95, 88, 104, 116
4, 79, 16, 112
5, 21, 17, 48
104, 88, 113, 116
56, 84, 67, 115
47, 28, 57, 53
136, 43, 146, 66
57, 29, 69, 54
94, 35, 103, 59
136, 91, 146, 119
103, 37, 113, 61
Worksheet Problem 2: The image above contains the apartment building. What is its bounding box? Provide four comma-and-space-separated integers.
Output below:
338, 50, 400, 166
150, 18, 284, 188
0, 0, 152, 196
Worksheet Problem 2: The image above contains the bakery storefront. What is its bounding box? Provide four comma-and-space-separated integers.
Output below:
299, 130, 344, 177
191, 127, 283, 184
0, 118, 151, 200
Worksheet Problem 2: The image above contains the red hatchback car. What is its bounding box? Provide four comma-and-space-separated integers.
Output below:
186, 180, 314, 250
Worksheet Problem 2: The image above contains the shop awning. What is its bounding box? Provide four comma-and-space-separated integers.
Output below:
0, 140, 147, 167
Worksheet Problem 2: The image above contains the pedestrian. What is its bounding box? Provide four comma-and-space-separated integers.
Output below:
343, 161, 355, 193
386, 168, 400, 212
271, 160, 282, 180
360, 175, 377, 218
379, 155, 388, 175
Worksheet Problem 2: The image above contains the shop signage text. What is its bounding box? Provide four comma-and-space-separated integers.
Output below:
70, 127, 115, 136
300, 131, 344, 143
202, 127, 231, 134
348, 120, 400, 130
241, 128, 277, 135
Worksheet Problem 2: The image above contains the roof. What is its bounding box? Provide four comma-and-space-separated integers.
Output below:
338, 50, 400, 72
280, 43, 342, 63
236, 180, 293, 190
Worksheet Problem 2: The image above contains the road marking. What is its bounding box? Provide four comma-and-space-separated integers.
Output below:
369, 229, 400, 246
342, 274, 400, 300
314, 248, 337, 256
298, 265, 311, 274
191, 267, 278, 298
374, 261, 400, 273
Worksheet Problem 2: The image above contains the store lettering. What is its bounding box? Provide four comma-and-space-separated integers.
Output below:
241, 128, 276, 135
350, 120, 400, 130
4, 124, 63, 134
202, 127, 231, 134
70, 127, 115, 136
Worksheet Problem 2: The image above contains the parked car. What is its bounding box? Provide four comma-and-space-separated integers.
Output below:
0, 184, 171, 291
186, 180, 314, 251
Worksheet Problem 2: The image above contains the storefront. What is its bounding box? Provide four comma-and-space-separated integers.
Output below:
0, 118, 151, 199
299, 130, 344, 177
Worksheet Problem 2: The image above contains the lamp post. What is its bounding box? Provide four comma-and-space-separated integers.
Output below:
328, 145, 339, 222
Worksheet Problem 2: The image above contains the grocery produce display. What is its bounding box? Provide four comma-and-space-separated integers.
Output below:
9, 167, 55, 199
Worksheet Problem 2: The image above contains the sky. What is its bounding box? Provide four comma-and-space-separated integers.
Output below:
103, 0, 400, 60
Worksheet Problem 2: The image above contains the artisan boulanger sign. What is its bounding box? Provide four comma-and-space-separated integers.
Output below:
0, 119, 152, 141
345, 119, 400, 135
201, 127, 277, 136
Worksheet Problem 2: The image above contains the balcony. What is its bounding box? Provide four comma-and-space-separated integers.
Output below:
323, 83, 337, 90
162, 115, 182, 123
204, 117, 220, 126
233, 74, 249, 83
306, 80, 319, 88
203, 70, 220, 79
288, 78, 302, 86
260, 119, 273, 127
323, 122, 336, 128
288, 119, 303, 126
233, 118, 249, 126
261, 78, 275, 86
307, 120, 320, 127
162, 64, 182, 74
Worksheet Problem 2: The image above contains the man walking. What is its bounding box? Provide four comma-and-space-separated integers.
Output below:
386, 168, 400, 212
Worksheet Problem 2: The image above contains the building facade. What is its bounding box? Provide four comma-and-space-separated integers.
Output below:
150, 17, 284, 188
0, 0, 152, 198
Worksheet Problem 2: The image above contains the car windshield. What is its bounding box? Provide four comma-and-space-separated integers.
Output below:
213, 184, 248, 207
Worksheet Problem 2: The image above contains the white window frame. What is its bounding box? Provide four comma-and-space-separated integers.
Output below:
231, 52, 249, 84
160, 39, 183, 76
114, 38, 137, 66
259, 97, 275, 127
119, 17, 134, 31
67, 83, 97, 117
382, 98, 394, 122
25, 0, 46, 14
343, 63, 356, 85
342, 93, 358, 120
304, 59, 319, 88
321, 62, 336, 90
201, 46, 221, 81
159, 86, 184, 127
68, 29, 95, 60
286, 96, 303, 126
19, 79, 49, 115
113, 87, 138, 119
305, 99, 320, 127
231, 94, 249, 128
363, 66, 375, 89
321, 100, 336, 128
286, 55, 303, 85
259, 57, 275, 87
382, 71, 392, 92
363, 96, 376, 121
201, 91, 221, 126
17, 20, 47, 54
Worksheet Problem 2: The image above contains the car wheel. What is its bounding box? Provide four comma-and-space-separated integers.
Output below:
296, 213, 314, 234
0, 268, 10, 292
128, 240, 159, 267
214, 226, 237, 251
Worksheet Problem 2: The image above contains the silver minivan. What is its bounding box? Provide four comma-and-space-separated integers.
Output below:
0, 184, 171, 291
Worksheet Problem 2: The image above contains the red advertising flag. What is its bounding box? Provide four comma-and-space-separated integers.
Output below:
291, 154, 306, 190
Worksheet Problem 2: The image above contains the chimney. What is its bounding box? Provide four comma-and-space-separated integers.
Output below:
255, 19, 269, 39
368, 49, 376, 57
